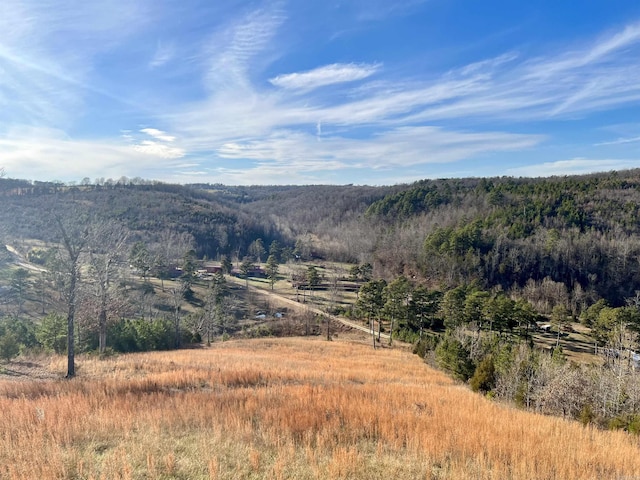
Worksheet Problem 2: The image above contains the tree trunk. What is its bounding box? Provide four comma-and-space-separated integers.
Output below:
98, 308, 107, 354
326, 315, 331, 341
175, 308, 181, 348
66, 266, 77, 378
371, 318, 376, 350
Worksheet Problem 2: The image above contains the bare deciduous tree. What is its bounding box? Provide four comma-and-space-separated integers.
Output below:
53, 213, 91, 378
86, 222, 129, 354
169, 280, 187, 348
150, 230, 195, 291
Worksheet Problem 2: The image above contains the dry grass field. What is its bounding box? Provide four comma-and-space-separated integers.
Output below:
1, 338, 640, 479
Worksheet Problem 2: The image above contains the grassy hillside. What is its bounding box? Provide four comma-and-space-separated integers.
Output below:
2, 338, 639, 479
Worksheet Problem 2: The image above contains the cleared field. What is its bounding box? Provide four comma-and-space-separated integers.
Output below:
1, 337, 640, 479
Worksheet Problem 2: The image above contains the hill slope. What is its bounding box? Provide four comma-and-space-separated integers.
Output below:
1, 338, 639, 479
4, 170, 640, 308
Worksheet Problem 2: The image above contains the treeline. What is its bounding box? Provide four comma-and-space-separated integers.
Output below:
5, 169, 640, 312
0, 249, 240, 361
351, 276, 540, 344
423, 326, 640, 433
0, 180, 290, 260
351, 273, 640, 432
0, 314, 180, 360
363, 170, 640, 309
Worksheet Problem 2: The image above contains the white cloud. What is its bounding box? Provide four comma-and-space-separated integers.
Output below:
3, 2, 640, 185
506, 158, 639, 178
140, 128, 176, 142
400, 21, 640, 123
217, 127, 542, 170
0, 127, 177, 181
457, 52, 519, 77
595, 135, 640, 146
203, 5, 286, 94
133, 140, 185, 159
270, 63, 380, 91
545, 22, 640, 74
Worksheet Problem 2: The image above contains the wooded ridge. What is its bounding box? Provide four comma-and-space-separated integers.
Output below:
3, 170, 640, 308
4, 170, 640, 430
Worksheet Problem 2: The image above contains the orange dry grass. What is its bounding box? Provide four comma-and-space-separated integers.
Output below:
1, 338, 640, 479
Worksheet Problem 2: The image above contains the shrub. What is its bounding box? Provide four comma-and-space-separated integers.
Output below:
608, 414, 640, 434
628, 415, 640, 435
413, 334, 440, 359
0, 317, 37, 349
108, 318, 175, 353
579, 404, 595, 426
0, 333, 19, 362
36, 313, 67, 354
435, 332, 474, 381
470, 355, 495, 393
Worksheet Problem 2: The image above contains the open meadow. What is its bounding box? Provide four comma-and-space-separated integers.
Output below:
2, 337, 640, 479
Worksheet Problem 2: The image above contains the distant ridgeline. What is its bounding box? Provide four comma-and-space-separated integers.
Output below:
0, 178, 284, 261
4, 170, 640, 306
0, 177, 50, 195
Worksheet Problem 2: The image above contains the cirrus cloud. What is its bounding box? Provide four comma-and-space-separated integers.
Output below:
269, 62, 381, 92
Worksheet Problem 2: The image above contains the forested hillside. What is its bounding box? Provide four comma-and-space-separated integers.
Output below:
5, 171, 640, 429
0, 180, 283, 260
3, 169, 640, 311
198, 183, 402, 262
363, 171, 640, 309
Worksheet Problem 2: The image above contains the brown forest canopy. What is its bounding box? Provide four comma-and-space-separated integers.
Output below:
2, 169, 640, 306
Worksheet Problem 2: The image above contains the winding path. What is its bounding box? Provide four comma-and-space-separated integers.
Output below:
228, 276, 391, 341
5, 245, 47, 273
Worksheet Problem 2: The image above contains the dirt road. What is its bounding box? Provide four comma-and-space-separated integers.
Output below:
5, 245, 47, 273
229, 276, 391, 341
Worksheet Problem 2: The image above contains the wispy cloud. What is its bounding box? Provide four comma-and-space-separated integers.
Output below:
1, 1, 640, 184
270, 63, 380, 91
217, 127, 542, 170
203, 4, 286, 94
352, 0, 428, 22
140, 128, 176, 142
0, 127, 172, 181
401, 21, 640, 123
0, 0, 151, 127
154, 14, 640, 183
149, 41, 175, 68
185, 17, 640, 136
595, 135, 640, 146
507, 158, 639, 177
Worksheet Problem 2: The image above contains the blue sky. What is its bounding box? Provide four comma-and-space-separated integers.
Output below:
1, 1, 640, 185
